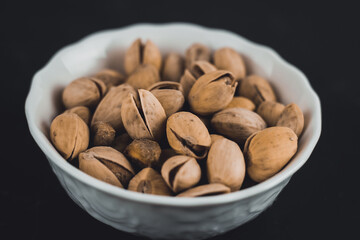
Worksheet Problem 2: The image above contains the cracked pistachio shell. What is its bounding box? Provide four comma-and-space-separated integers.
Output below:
244, 127, 298, 182
207, 138, 246, 191
124, 39, 162, 75
211, 108, 266, 144
124, 139, 162, 169
162, 52, 184, 82
166, 112, 211, 159
64, 106, 91, 125
185, 43, 211, 69
126, 64, 160, 90
190, 61, 217, 78
257, 101, 285, 126
79, 146, 135, 188
121, 89, 166, 141
188, 70, 237, 115
148, 81, 185, 117
91, 121, 116, 146
161, 155, 201, 193
128, 168, 173, 196
94, 69, 125, 91
225, 97, 255, 111
180, 69, 196, 98
50, 113, 89, 161
276, 103, 304, 136
177, 183, 230, 197
213, 47, 246, 81
238, 75, 276, 106
62, 77, 106, 109
91, 83, 136, 131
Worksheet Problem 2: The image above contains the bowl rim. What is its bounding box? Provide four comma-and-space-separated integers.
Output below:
25, 22, 322, 207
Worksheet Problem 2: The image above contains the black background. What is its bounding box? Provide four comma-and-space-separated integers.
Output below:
1, 0, 359, 239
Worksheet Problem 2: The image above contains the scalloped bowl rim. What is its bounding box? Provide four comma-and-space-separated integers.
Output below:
25, 22, 321, 207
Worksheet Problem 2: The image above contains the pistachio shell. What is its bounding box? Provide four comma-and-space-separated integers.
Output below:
112, 133, 132, 153
177, 183, 230, 197
257, 101, 285, 126
238, 75, 276, 106
210, 134, 225, 145
161, 155, 201, 193
50, 113, 89, 160
124, 39, 162, 75
166, 112, 211, 159
185, 43, 211, 69
128, 168, 173, 196
213, 47, 246, 80
124, 139, 162, 169
91, 83, 136, 131
94, 69, 125, 90
126, 64, 160, 90
190, 61, 217, 78
207, 138, 246, 191
64, 106, 91, 125
211, 108, 266, 144
180, 69, 196, 98
276, 103, 304, 136
225, 97, 255, 111
188, 70, 237, 115
162, 52, 184, 82
91, 121, 116, 146
244, 127, 298, 182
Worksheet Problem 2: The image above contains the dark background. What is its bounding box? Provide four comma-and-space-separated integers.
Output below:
1, 0, 359, 239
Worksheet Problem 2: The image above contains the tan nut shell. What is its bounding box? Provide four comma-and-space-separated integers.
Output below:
124, 139, 162, 169
162, 52, 184, 82
276, 103, 304, 136
210, 134, 225, 145
50, 113, 89, 160
211, 108, 267, 144
207, 138, 246, 191
64, 106, 91, 125
185, 43, 211, 69
91, 121, 116, 146
121, 89, 166, 141
91, 83, 136, 131
238, 75, 276, 106
190, 61, 217, 78
128, 168, 173, 196
124, 39, 162, 75
177, 183, 230, 197
213, 47, 246, 81
225, 97, 256, 111
166, 112, 211, 159
180, 69, 196, 98
94, 69, 125, 90
79, 146, 135, 188
161, 155, 201, 193
126, 64, 160, 90
188, 70, 237, 115
244, 127, 298, 182
257, 101, 285, 126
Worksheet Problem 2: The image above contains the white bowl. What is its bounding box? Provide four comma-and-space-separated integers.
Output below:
25, 23, 321, 240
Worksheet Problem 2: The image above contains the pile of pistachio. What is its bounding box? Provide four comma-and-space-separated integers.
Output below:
49, 39, 304, 197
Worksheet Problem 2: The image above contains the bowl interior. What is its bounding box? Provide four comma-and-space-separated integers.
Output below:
25, 23, 321, 205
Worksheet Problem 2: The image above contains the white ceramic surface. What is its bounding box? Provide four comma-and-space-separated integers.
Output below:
25, 23, 321, 240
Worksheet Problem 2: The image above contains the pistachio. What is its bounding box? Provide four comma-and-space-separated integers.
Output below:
124, 139, 162, 169
124, 38, 162, 75
213, 47, 246, 81
112, 133, 132, 153
188, 70, 237, 115
177, 183, 230, 197
225, 97, 255, 111
91, 83, 136, 131
179, 69, 196, 99
162, 52, 184, 82
244, 127, 298, 182
128, 168, 173, 196
257, 101, 285, 126
148, 81, 185, 117
126, 64, 160, 90
62, 77, 106, 109
91, 121, 116, 146
207, 138, 246, 191
237, 75, 276, 106
161, 155, 201, 193
211, 108, 266, 144
79, 146, 135, 187
94, 69, 125, 91
190, 61, 217, 78
121, 89, 166, 141
185, 43, 211, 69
64, 106, 91, 125
276, 103, 304, 136
166, 112, 211, 159
210, 134, 225, 145
50, 113, 89, 160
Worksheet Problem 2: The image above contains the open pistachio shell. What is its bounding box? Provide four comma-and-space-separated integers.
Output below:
190, 61, 217, 78
180, 69, 197, 99
213, 47, 246, 81
177, 183, 230, 197
162, 52, 184, 82
276, 103, 304, 136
